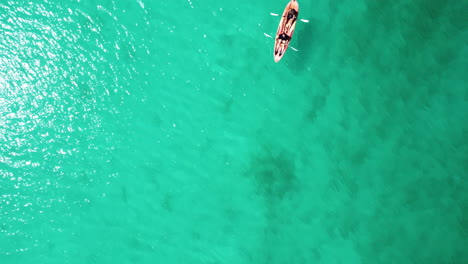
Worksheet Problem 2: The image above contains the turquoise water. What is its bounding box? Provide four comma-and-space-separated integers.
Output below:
1, 0, 467, 263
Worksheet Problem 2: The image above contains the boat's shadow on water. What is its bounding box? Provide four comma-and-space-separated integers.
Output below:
288, 18, 320, 72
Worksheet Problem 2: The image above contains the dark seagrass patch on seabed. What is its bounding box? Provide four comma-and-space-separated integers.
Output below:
242, 144, 302, 263
244, 145, 298, 201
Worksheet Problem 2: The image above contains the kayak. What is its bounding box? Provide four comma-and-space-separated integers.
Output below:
273, 0, 299, 62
